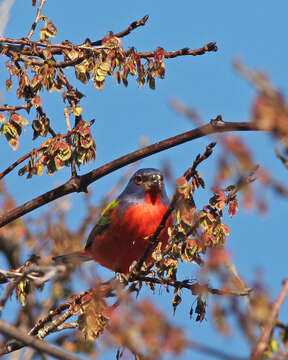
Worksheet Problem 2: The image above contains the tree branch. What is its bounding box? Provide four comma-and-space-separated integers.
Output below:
0, 319, 83, 360
189, 339, 247, 360
91, 14, 149, 46
137, 42, 217, 59
3, 290, 88, 355
0, 120, 264, 228
12, 42, 218, 69
133, 142, 217, 274
133, 276, 252, 297
0, 103, 32, 112
250, 279, 288, 360
26, 0, 46, 40
0, 127, 77, 180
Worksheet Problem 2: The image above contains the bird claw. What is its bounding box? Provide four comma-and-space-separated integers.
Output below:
114, 272, 128, 284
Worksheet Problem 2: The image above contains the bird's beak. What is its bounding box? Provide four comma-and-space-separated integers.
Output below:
144, 173, 163, 192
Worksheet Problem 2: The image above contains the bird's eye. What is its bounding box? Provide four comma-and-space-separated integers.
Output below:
135, 175, 143, 185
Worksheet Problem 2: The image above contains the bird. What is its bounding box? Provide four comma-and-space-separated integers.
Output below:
53, 168, 172, 273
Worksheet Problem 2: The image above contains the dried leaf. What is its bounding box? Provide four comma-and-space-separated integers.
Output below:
31, 95, 42, 108
6, 78, 12, 91
16, 279, 31, 306
8, 138, 19, 150
229, 198, 238, 217
73, 106, 82, 116
10, 113, 29, 126
0, 114, 6, 122
172, 294, 182, 314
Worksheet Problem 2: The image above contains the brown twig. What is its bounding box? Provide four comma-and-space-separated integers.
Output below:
133, 142, 216, 273
0, 120, 265, 227
2, 14, 150, 52
26, 0, 46, 40
36, 105, 57, 137
30, 290, 88, 336
1, 33, 217, 62
137, 42, 218, 59
0, 103, 31, 112
134, 193, 178, 274
3, 290, 88, 355
189, 339, 247, 360
133, 276, 251, 297
91, 14, 149, 46
10, 42, 218, 71
0, 146, 44, 180
250, 279, 288, 360
0, 127, 77, 180
0, 319, 83, 360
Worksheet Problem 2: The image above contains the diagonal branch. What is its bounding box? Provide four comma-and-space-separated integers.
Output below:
138, 42, 217, 59
0, 318, 83, 360
133, 276, 252, 297
26, 0, 46, 40
189, 339, 247, 360
250, 279, 288, 360
0, 119, 265, 228
0, 127, 77, 180
91, 14, 149, 46
133, 142, 217, 274
12, 42, 218, 69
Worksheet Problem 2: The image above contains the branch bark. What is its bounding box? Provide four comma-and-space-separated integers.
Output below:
26, 0, 46, 40
189, 339, 246, 360
0, 120, 264, 228
133, 276, 252, 297
250, 279, 288, 360
0, 318, 83, 360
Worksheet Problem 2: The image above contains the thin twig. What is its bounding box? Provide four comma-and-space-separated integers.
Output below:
0, 103, 31, 112
0, 127, 77, 180
0, 319, 83, 360
250, 279, 288, 360
1, 35, 217, 61
189, 339, 247, 360
134, 142, 217, 273
133, 276, 252, 297
0, 120, 265, 227
0, 264, 66, 285
26, 0, 46, 40
134, 193, 178, 274
29, 290, 88, 336
91, 14, 149, 46
4, 291, 88, 355
0, 146, 45, 180
137, 42, 218, 59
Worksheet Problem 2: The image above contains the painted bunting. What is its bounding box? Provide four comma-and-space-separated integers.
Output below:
53, 168, 171, 273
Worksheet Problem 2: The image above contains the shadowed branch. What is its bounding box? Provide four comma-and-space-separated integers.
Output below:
0, 119, 265, 228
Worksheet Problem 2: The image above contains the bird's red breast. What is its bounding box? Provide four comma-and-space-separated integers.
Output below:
86, 192, 171, 273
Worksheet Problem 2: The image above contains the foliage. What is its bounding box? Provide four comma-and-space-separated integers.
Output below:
0, 1, 288, 360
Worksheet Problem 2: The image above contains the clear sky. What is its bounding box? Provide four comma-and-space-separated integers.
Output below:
1, 1, 288, 359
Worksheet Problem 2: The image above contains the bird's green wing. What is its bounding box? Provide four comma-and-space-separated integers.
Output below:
85, 198, 119, 249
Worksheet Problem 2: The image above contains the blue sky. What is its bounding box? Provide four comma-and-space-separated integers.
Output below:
1, 1, 288, 359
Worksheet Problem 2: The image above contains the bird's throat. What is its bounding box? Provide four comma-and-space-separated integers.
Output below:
145, 190, 161, 205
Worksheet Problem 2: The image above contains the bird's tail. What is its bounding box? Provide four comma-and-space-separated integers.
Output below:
53, 250, 93, 265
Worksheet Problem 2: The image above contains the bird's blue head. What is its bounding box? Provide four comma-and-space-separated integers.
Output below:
119, 168, 169, 207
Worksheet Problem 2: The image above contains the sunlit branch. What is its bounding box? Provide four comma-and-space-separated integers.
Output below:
189, 339, 247, 360
250, 279, 288, 360
26, 0, 46, 40
133, 276, 252, 297
0, 119, 265, 227
0, 319, 83, 360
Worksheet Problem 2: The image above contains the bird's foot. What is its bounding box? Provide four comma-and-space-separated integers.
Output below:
114, 272, 128, 284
